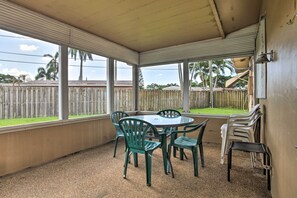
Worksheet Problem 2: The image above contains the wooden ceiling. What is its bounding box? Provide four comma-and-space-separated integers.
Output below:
8, 0, 261, 52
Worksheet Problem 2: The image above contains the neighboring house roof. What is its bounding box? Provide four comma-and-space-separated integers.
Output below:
162, 86, 240, 91
162, 86, 180, 91
0, 80, 133, 87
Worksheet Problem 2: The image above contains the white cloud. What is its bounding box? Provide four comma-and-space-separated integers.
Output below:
0, 68, 34, 82
156, 73, 163, 77
19, 44, 39, 52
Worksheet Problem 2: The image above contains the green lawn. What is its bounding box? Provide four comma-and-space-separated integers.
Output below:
0, 115, 97, 127
188, 108, 248, 115
0, 108, 247, 127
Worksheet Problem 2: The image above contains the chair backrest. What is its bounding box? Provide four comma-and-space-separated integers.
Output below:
250, 112, 262, 129
243, 110, 262, 126
196, 120, 208, 145
249, 104, 260, 115
229, 104, 260, 119
110, 111, 129, 124
110, 111, 129, 132
183, 120, 208, 145
228, 112, 262, 137
157, 109, 181, 118
119, 118, 158, 151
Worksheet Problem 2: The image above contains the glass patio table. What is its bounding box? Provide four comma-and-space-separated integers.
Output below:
127, 115, 194, 176
128, 115, 194, 128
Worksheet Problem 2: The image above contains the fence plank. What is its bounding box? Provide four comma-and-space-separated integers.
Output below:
0, 86, 247, 119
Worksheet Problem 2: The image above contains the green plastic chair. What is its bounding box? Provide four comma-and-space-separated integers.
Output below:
110, 111, 129, 157
119, 118, 167, 186
157, 109, 181, 157
157, 109, 181, 118
168, 120, 208, 177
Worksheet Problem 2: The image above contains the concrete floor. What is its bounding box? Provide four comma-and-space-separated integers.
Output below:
0, 141, 271, 198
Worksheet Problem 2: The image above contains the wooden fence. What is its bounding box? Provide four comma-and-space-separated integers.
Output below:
139, 89, 247, 111
0, 86, 247, 119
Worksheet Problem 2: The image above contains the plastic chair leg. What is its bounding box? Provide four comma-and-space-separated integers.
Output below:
180, 148, 184, 160
173, 133, 177, 157
167, 144, 172, 160
264, 152, 271, 191
220, 133, 226, 164
145, 151, 152, 186
192, 147, 198, 177
161, 143, 168, 175
227, 143, 233, 182
123, 149, 130, 178
199, 143, 204, 168
133, 152, 138, 167
113, 136, 120, 157
167, 144, 175, 178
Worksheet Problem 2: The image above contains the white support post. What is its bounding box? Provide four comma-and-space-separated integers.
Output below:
58, 45, 68, 120
132, 65, 139, 112
114, 60, 118, 82
183, 60, 190, 113
107, 58, 115, 114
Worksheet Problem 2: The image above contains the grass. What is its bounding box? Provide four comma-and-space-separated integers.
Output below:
0, 115, 98, 127
188, 107, 248, 115
0, 108, 247, 127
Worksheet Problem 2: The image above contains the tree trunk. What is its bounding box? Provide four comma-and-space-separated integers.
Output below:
209, 60, 213, 108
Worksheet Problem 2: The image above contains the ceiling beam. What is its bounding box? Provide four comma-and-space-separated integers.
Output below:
209, 0, 225, 38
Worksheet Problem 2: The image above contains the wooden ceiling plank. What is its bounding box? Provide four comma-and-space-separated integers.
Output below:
94, 2, 211, 32
103, 13, 216, 40
109, 21, 219, 51
7, 0, 260, 52
208, 0, 225, 38
93, 0, 209, 26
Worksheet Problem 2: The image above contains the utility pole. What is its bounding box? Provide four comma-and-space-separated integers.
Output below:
209, 60, 213, 108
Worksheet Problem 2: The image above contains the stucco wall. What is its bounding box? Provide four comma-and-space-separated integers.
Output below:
0, 116, 115, 176
261, 0, 297, 197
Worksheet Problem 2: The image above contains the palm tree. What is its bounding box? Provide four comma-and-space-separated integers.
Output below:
35, 52, 59, 80
191, 59, 234, 88
193, 61, 209, 87
68, 48, 93, 81
212, 59, 234, 88
139, 68, 144, 89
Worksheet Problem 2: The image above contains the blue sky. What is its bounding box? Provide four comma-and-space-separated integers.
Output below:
0, 29, 181, 86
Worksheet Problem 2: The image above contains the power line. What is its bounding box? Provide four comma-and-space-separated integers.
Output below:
0, 59, 106, 68
0, 59, 128, 69
0, 51, 42, 57
0, 59, 178, 70
0, 51, 106, 61
0, 59, 43, 65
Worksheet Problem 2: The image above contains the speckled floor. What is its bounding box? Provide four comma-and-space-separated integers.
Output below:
0, 141, 271, 198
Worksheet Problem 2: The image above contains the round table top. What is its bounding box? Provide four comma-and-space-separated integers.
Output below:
128, 115, 194, 127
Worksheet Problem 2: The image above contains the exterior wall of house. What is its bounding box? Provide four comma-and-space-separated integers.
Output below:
261, 0, 297, 197
188, 116, 226, 144
0, 116, 115, 176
